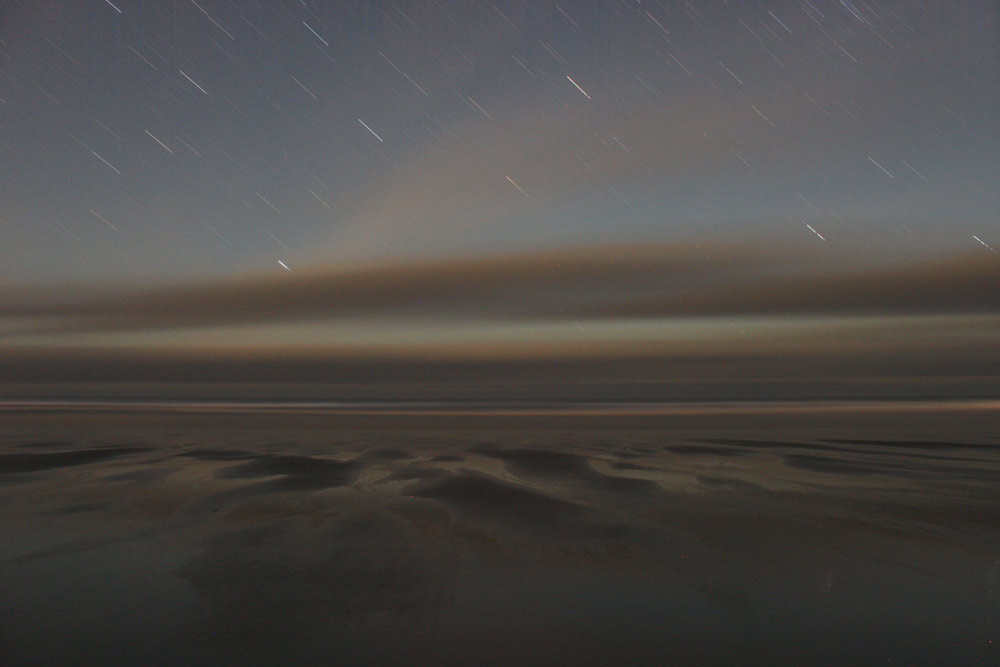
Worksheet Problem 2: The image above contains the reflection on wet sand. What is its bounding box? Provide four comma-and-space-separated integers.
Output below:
1, 402, 998, 665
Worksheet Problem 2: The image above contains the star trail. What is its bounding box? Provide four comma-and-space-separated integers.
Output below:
1, 1, 995, 286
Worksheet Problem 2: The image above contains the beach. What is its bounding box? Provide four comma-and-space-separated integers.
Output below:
2, 401, 998, 665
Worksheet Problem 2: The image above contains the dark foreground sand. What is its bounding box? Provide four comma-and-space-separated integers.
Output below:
2, 401, 998, 665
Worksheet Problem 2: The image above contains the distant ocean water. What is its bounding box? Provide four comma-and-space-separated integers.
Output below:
3, 396, 999, 413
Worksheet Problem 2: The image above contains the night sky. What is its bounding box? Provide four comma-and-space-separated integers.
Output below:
0, 1, 997, 376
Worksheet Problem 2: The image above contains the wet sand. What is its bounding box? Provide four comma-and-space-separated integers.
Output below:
2, 401, 999, 665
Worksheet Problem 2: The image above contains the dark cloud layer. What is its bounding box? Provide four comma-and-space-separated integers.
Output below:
1, 242, 996, 336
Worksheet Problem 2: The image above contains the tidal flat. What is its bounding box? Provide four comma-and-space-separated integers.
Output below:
2, 401, 998, 665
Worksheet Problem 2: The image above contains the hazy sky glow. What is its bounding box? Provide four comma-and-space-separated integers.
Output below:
0, 1, 997, 393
